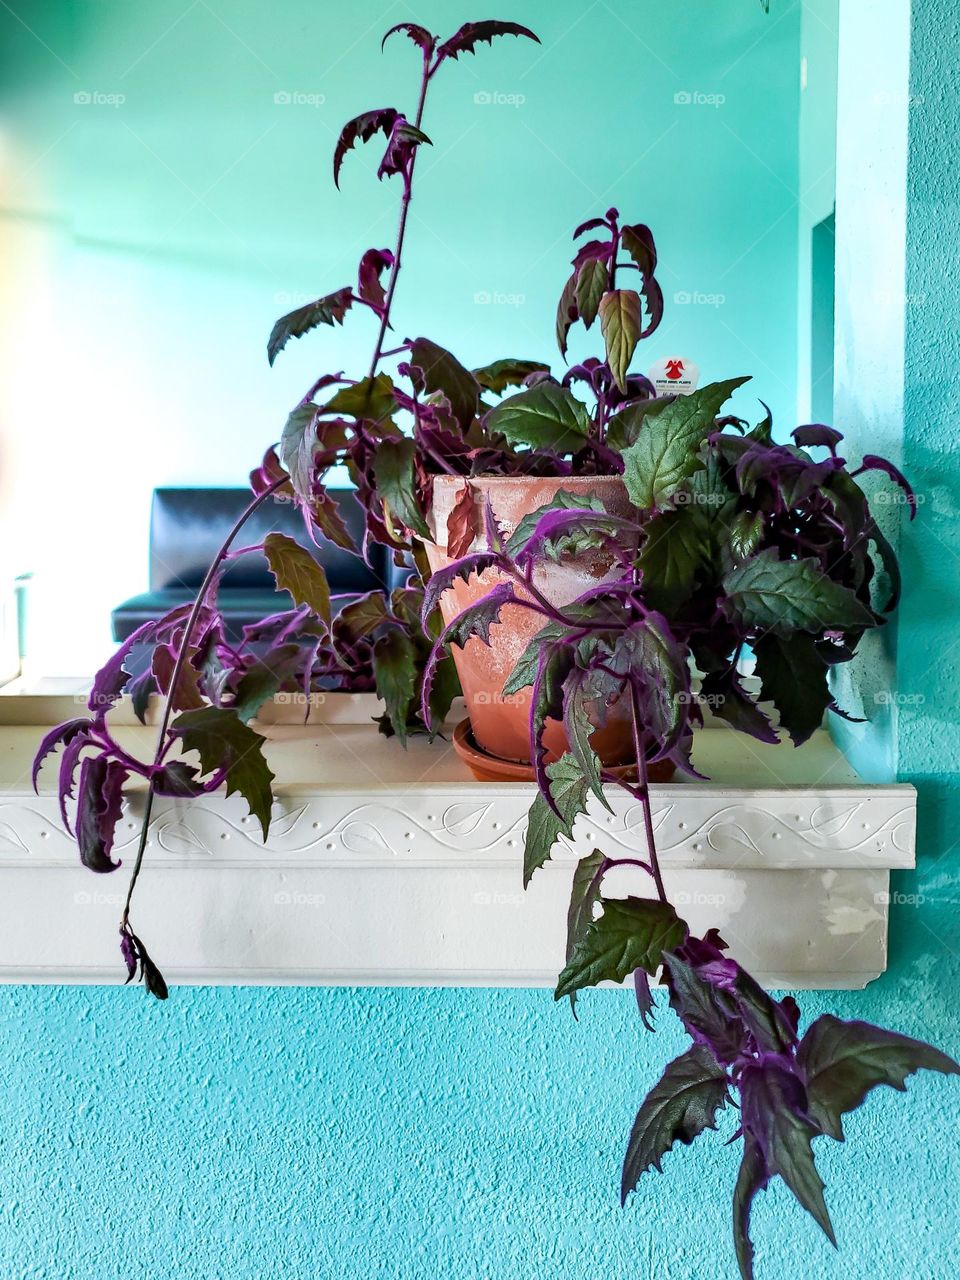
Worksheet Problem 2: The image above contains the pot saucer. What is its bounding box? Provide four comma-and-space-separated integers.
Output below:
451, 718, 675, 784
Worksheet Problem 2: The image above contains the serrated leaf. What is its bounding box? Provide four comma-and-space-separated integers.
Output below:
435, 20, 539, 63
373, 437, 430, 538
621, 222, 657, 276
171, 707, 275, 837
334, 107, 401, 187
621, 1046, 728, 1200
729, 511, 764, 563
410, 337, 480, 430
733, 1138, 767, 1280
620, 377, 751, 511
381, 22, 434, 54
555, 896, 686, 1000
472, 358, 550, 396
556, 272, 578, 356
502, 621, 568, 696
523, 752, 590, 887
637, 506, 709, 613
599, 289, 641, 393
753, 633, 830, 745
76, 756, 125, 873
267, 288, 352, 366
484, 382, 592, 452
504, 490, 606, 558
333, 591, 389, 645
325, 373, 396, 424
798, 1014, 960, 1141
280, 403, 321, 501
740, 1061, 835, 1245
563, 667, 609, 807
372, 628, 417, 746
575, 258, 609, 329
263, 532, 331, 626
724, 549, 876, 637
565, 847, 604, 963
232, 643, 303, 723
606, 395, 675, 451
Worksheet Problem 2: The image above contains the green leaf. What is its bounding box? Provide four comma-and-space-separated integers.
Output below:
502, 621, 567, 696
522, 752, 590, 887
575, 258, 609, 329
728, 511, 764, 564
333, 591, 390, 644
425, 650, 461, 739
724, 549, 876, 637
472, 358, 550, 396
599, 288, 641, 393
280, 403, 321, 502
565, 847, 604, 968
484, 382, 592, 452
753, 633, 830, 745
263, 532, 332, 626
232, 644, 303, 723
740, 1063, 835, 1245
621, 1046, 728, 1199
797, 1014, 960, 1141
621, 222, 656, 276
555, 896, 686, 1000
504, 489, 608, 560
267, 287, 353, 366
372, 628, 418, 746
637, 506, 709, 613
733, 1138, 767, 1280
410, 337, 480, 430
372, 437, 431, 539
563, 667, 610, 808
556, 271, 578, 356
325, 373, 396, 424
606, 396, 675, 451
620, 377, 751, 511
171, 707, 275, 838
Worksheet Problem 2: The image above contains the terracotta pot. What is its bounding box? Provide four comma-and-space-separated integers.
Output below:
424, 474, 635, 765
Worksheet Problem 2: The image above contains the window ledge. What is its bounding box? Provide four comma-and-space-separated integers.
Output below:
0, 694, 915, 990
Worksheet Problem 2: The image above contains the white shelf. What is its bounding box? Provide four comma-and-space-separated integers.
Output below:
0, 693, 915, 990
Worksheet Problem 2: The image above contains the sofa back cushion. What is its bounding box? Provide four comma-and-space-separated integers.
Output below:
149, 488, 385, 593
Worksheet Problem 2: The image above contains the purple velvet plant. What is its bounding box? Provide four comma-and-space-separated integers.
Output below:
32, 18, 957, 1280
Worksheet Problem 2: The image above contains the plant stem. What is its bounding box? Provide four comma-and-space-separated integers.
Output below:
366, 57, 431, 382
120, 477, 287, 928
629, 681, 667, 903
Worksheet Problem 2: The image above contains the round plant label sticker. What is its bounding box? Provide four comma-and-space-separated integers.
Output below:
648, 356, 700, 397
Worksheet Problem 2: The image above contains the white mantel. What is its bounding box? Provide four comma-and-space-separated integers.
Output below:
0, 693, 915, 990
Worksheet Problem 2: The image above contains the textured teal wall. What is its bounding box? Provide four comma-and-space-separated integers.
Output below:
3, 4, 960, 1280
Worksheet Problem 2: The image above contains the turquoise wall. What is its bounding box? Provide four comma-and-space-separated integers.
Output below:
3, 4, 960, 1280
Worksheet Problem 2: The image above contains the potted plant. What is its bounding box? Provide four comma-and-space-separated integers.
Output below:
32, 19, 957, 1280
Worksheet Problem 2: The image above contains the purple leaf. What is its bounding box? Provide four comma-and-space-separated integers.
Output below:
435, 21, 539, 64
57, 729, 94, 835
32, 718, 90, 791
75, 756, 126, 873
792, 423, 843, 453
420, 552, 499, 624
89, 618, 159, 715
357, 247, 394, 313
854, 454, 918, 519
267, 287, 353, 366
119, 929, 137, 983
381, 22, 435, 55
420, 582, 515, 730
333, 108, 400, 187
377, 118, 432, 182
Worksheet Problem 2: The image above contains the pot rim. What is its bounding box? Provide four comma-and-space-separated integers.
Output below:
431, 473, 625, 487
